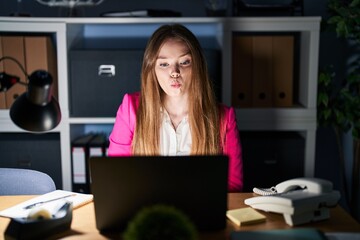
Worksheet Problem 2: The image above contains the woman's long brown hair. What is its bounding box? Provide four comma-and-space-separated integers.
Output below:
132, 24, 222, 155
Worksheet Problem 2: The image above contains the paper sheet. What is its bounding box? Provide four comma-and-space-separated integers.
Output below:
0, 190, 93, 219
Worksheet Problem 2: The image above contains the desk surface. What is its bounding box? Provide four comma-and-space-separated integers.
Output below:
1, 193, 359, 240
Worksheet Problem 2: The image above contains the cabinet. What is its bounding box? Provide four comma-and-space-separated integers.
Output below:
0, 17, 321, 191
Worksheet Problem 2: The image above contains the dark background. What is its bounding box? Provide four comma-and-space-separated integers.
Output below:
0, 0, 357, 219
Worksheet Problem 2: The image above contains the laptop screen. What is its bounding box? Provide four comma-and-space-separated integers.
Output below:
89, 155, 229, 233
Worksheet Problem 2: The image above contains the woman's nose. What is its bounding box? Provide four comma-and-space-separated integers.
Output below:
170, 66, 180, 78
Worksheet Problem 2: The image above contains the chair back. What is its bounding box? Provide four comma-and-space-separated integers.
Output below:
0, 168, 56, 195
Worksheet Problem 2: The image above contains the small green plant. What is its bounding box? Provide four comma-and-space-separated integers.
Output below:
123, 204, 198, 240
318, 64, 360, 140
317, 0, 360, 219
327, 0, 360, 43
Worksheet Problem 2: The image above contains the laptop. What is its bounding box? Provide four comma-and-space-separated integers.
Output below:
89, 155, 229, 233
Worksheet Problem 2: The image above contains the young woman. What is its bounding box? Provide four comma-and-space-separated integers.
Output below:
108, 24, 243, 192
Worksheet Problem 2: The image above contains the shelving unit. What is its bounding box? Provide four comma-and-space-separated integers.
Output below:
0, 16, 321, 191
222, 17, 321, 182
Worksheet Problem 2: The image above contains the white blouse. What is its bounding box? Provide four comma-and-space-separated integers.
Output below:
160, 109, 191, 156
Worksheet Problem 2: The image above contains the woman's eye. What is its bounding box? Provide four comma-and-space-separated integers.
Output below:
159, 63, 169, 67
180, 60, 191, 66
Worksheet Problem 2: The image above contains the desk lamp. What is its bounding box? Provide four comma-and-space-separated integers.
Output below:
0, 56, 61, 132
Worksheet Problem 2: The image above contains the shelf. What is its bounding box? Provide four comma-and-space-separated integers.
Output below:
222, 17, 321, 110
236, 108, 316, 131
69, 118, 115, 124
0, 16, 321, 191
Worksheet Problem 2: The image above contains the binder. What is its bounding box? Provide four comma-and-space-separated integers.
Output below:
87, 133, 108, 187
252, 36, 273, 107
0, 36, 3, 71
272, 36, 294, 107
71, 134, 95, 194
105, 139, 110, 156
1, 36, 27, 108
5, 83, 25, 109
0, 92, 5, 109
88, 133, 107, 157
232, 35, 253, 108
24, 36, 58, 100
0, 37, 4, 109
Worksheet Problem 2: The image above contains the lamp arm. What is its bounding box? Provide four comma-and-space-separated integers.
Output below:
0, 56, 29, 85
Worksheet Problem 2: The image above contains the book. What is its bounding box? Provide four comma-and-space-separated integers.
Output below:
226, 207, 266, 226
0, 190, 93, 219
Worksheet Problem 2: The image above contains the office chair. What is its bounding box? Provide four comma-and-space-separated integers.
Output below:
0, 168, 56, 195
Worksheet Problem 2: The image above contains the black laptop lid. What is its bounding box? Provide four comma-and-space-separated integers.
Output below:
89, 155, 228, 233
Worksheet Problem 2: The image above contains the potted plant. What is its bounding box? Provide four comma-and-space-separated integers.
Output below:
123, 204, 197, 240
317, 0, 360, 220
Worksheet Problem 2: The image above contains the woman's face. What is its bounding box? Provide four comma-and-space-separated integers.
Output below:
155, 38, 192, 98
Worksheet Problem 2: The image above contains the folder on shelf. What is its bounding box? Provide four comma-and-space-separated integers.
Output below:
6, 83, 26, 109
0, 36, 3, 64
0, 92, 5, 109
232, 35, 253, 108
24, 36, 58, 100
1, 36, 27, 108
0, 37, 4, 109
88, 133, 107, 157
105, 138, 110, 156
272, 36, 294, 107
71, 134, 95, 194
252, 36, 273, 107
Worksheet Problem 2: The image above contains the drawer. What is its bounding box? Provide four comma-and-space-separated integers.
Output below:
240, 131, 305, 192
69, 50, 143, 117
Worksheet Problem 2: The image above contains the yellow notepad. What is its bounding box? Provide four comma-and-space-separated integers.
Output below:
226, 207, 266, 226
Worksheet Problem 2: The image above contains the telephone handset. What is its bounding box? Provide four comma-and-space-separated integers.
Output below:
245, 177, 341, 226
276, 177, 333, 194
252, 177, 334, 196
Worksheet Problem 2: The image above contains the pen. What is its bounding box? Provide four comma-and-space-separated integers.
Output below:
23, 194, 77, 210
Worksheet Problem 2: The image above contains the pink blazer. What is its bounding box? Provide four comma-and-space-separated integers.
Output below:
108, 92, 243, 192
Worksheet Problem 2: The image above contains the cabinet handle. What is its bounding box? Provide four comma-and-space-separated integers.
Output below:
98, 65, 115, 77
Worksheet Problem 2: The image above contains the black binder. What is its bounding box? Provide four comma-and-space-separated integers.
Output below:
71, 134, 95, 193
88, 133, 108, 157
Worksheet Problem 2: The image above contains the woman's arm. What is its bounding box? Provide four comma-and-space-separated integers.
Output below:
222, 106, 244, 192
108, 92, 140, 156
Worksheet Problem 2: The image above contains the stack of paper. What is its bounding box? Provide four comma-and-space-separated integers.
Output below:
0, 190, 93, 219
226, 207, 266, 226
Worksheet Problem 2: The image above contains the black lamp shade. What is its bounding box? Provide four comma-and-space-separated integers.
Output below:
9, 70, 61, 132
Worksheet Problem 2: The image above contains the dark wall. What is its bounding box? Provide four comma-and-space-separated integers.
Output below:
2, 0, 207, 17
1, 0, 327, 18
1, 0, 354, 216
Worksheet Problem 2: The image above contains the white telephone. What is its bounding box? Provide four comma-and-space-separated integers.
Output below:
244, 178, 341, 226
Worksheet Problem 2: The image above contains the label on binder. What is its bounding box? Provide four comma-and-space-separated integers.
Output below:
72, 147, 86, 183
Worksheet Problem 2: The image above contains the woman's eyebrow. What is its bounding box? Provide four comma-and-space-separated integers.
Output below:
180, 51, 191, 58
157, 52, 191, 60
